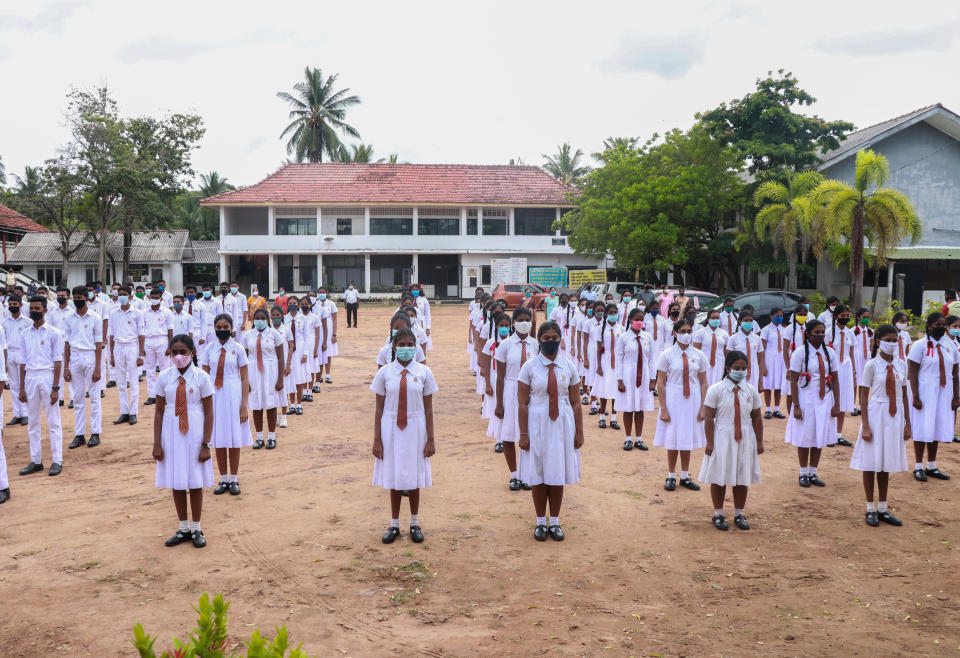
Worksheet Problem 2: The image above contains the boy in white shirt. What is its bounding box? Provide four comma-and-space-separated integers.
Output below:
108, 286, 145, 425
3, 295, 31, 426
142, 288, 174, 405
64, 285, 104, 448
170, 294, 194, 338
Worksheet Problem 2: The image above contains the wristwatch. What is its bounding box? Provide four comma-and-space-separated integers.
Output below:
52, 386, 60, 391
202, 443, 211, 449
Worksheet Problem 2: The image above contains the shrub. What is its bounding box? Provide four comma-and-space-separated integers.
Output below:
133, 593, 310, 658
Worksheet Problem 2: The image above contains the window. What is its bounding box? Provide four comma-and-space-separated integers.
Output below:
370, 218, 413, 235
85, 267, 112, 284
298, 261, 317, 289
797, 263, 817, 289
336, 218, 352, 236
482, 218, 507, 235
38, 268, 62, 286
418, 218, 459, 235
514, 208, 556, 235
768, 272, 785, 289
323, 255, 364, 292
467, 218, 478, 235
278, 255, 294, 291
276, 218, 317, 235
370, 255, 412, 292
481, 265, 491, 286
736, 293, 764, 312
505, 285, 522, 292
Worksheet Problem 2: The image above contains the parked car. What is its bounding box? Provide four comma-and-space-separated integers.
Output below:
580, 282, 719, 309
695, 291, 803, 328
491, 283, 550, 309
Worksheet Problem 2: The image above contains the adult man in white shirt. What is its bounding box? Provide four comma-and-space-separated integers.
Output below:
223, 280, 248, 342
3, 295, 31, 426
142, 288, 174, 406
64, 285, 103, 448
108, 286, 145, 425
17, 296, 65, 476
343, 281, 359, 328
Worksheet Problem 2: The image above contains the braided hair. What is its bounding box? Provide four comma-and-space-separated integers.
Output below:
598, 302, 618, 353
924, 311, 945, 357
872, 323, 897, 358
799, 319, 831, 388
390, 327, 416, 363
788, 303, 806, 351
828, 303, 848, 348
854, 307, 873, 339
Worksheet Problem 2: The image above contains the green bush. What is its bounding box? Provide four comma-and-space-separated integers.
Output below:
133, 593, 310, 658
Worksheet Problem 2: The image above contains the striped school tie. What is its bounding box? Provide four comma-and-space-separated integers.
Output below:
885, 364, 897, 416
215, 348, 226, 389
176, 376, 189, 433
397, 369, 408, 430
682, 352, 690, 398
733, 386, 742, 442
256, 333, 264, 371
547, 362, 559, 420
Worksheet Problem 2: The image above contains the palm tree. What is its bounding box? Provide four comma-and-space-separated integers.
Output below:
337, 143, 376, 162
277, 67, 361, 162
592, 136, 639, 163
508, 157, 526, 165
14, 165, 42, 197
542, 143, 590, 186
811, 149, 920, 311
196, 172, 234, 240
199, 171, 233, 197
752, 170, 823, 291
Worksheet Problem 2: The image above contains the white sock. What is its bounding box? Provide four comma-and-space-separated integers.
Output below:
268, 432, 275, 441
800, 466, 810, 476
927, 461, 937, 469
810, 466, 817, 475
668, 472, 677, 480
878, 501, 888, 512
610, 412, 617, 421
280, 414, 286, 421
219, 474, 228, 483
548, 516, 559, 527
410, 514, 420, 526
510, 470, 518, 479
714, 508, 724, 517
836, 432, 842, 439
915, 462, 924, 471
178, 519, 189, 532
734, 508, 744, 517
536, 516, 546, 526
866, 501, 877, 512
229, 474, 237, 483
600, 413, 607, 420
766, 406, 771, 413
190, 520, 201, 532
256, 431, 263, 441
390, 518, 399, 528
680, 470, 689, 480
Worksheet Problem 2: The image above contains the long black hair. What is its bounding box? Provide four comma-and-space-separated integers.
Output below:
788, 303, 806, 350
799, 319, 831, 387
390, 327, 417, 363
854, 307, 873, 338
724, 349, 747, 377
828, 303, 849, 348
872, 323, 897, 358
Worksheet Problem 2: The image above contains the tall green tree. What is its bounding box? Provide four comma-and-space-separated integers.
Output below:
177, 171, 234, 240
698, 70, 854, 175
811, 149, 920, 312
592, 136, 640, 163
752, 170, 823, 291
277, 67, 361, 163
542, 143, 590, 186
14, 166, 42, 197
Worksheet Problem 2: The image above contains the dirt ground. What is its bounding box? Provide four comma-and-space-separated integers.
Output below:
1, 305, 958, 657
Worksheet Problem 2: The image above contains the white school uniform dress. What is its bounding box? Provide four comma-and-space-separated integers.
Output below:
108, 306, 144, 415
377, 343, 426, 367
161, 289, 174, 309
276, 322, 296, 397
584, 318, 603, 388
593, 321, 624, 400
827, 325, 856, 413
698, 379, 763, 486
727, 330, 764, 389
285, 313, 312, 386
201, 338, 252, 448
311, 307, 329, 372
718, 311, 739, 337
785, 345, 838, 448
551, 304, 577, 362
575, 312, 592, 377
371, 359, 437, 490
242, 327, 286, 411
895, 329, 912, 365
467, 305, 479, 369
850, 357, 909, 473
223, 293, 249, 342
653, 345, 708, 451
321, 299, 339, 358
761, 323, 786, 391
154, 364, 216, 490
517, 354, 581, 486
852, 326, 874, 386
781, 321, 806, 391
616, 300, 635, 328
646, 313, 672, 365
495, 333, 538, 444
480, 337, 500, 425
475, 321, 495, 394
614, 328, 654, 412
695, 326, 729, 386
907, 336, 957, 443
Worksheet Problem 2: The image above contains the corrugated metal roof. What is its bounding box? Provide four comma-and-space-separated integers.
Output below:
183, 240, 219, 263
867, 246, 960, 260
9, 230, 191, 264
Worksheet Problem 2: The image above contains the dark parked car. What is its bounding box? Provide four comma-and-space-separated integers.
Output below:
695, 291, 803, 328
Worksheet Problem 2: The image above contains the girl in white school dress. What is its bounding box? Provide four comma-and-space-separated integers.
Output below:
654, 318, 709, 492
582, 301, 604, 415
270, 305, 295, 429
153, 334, 214, 548
481, 312, 512, 449
467, 289, 483, 372
786, 320, 839, 488
494, 306, 537, 491
372, 328, 437, 545
403, 305, 430, 355
695, 309, 729, 388
549, 294, 576, 362
593, 303, 624, 430
891, 311, 914, 364
701, 350, 764, 531
851, 307, 874, 416
646, 301, 671, 369
760, 307, 785, 418
726, 311, 765, 392
379, 313, 426, 368
907, 312, 958, 482
826, 305, 856, 447
201, 314, 251, 496
574, 299, 592, 398
283, 297, 307, 416
474, 299, 496, 402
781, 304, 809, 414
517, 321, 584, 542
852, 324, 911, 527
298, 297, 322, 402
243, 308, 285, 451
615, 307, 654, 452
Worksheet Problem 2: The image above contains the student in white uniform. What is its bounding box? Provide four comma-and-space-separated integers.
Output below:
481, 312, 511, 452
372, 328, 437, 544
3, 295, 30, 426
474, 299, 497, 405
518, 321, 584, 542
242, 308, 285, 450
786, 320, 839, 488
199, 284, 220, 353
907, 312, 958, 482
593, 303, 624, 430
64, 285, 103, 449
646, 302, 671, 376
402, 305, 429, 353
157, 279, 174, 309
583, 301, 605, 415
616, 307, 654, 451
270, 305, 295, 429
574, 300, 592, 397
412, 286, 432, 350
109, 286, 145, 426
654, 318, 708, 492
825, 305, 856, 447
616, 291, 635, 328
695, 309, 729, 388
318, 287, 338, 383
377, 313, 426, 367
283, 297, 307, 415
718, 298, 739, 336
201, 314, 251, 496
701, 350, 764, 531
49, 287, 75, 406
182, 286, 206, 351
726, 310, 765, 392
852, 324, 911, 527
550, 294, 576, 363
781, 304, 809, 415
494, 306, 537, 491
16, 296, 65, 477
153, 334, 214, 548
817, 296, 841, 325
297, 297, 321, 403
224, 281, 249, 344
760, 308, 786, 418
143, 288, 174, 406
0, 336, 8, 502
891, 312, 913, 364
851, 308, 874, 416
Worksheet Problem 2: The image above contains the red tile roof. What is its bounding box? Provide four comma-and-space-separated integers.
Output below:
200, 164, 576, 206
0, 203, 49, 232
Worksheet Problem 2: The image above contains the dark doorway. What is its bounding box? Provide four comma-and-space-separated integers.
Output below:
419, 254, 460, 298
232, 255, 268, 295
895, 262, 924, 313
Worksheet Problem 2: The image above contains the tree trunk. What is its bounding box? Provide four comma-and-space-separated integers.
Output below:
850, 202, 866, 311
122, 229, 132, 284
787, 248, 797, 292
98, 225, 107, 284
870, 262, 881, 315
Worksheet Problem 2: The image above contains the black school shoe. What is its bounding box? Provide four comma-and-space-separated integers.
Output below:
623, 439, 633, 451
229, 481, 241, 496
521, 481, 532, 490
865, 511, 879, 527
128, 415, 138, 425
192, 530, 206, 548
763, 411, 772, 420
409, 525, 424, 543
734, 514, 750, 530
581, 395, 589, 405
382, 526, 401, 544
5, 416, 20, 426
88, 434, 100, 447
588, 408, 599, 416
926, 468, 950, 480
533, 525, 548, 541
634, 439, 648, 451
712, 515, 729, 531
878, 510, 902, 526
664, 477, 677, 491
851, 409, 861, 416
143, 397, 156, 406
808, 474, 826, 487
837, 438, 853, 447
509, 478, 522, 491
610, 420, 620, 430
679, 477, 700, 491
48, 463, 62, 476
798, 475, 811, 488
494, 442, 504, 453
69, 435, 86, 449
598, 419, 606, 429
0, 488, 9, 504
266, 438, 277, 449
913, 468, 927, 482
165, 530, 192, 547
19, 462, 44, 476
772, 410, 786, 419
548, 525, 564, 541
213, 481, 230, 495
253, 439, 265, 449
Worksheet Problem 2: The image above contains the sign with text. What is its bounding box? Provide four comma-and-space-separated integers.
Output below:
490, 258, 527, 286
568, 269, 607, 287
528, 266, 567, 288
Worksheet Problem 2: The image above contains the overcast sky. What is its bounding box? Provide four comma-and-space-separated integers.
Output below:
2, 0, 959, 188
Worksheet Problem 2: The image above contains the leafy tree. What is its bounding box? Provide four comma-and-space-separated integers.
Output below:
752, 170, 823, 291
541, 143, 591, 186
592, 136, 640, 163
698, 70, 854, 175
277, 67, 361, 163
13, 166, 42, 197
177, 171, 234, 240
811, 149, 920, 311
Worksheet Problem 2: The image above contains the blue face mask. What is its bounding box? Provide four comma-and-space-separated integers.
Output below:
186, 294, 196, 301
587, 309, 594, 317
391, 329, 398, 336
230, 287, 238, 294
254, 319, 268, 331
950, 328, 960, 337
158, 286, 164, 291
395, 346, 416, 362
772, 316, 783, 325
607, 314, 618, 324
318, 294, 327, 301
741, 321, 754, 332
650, 308, 659, 316
804, 303, 810, 310
203, 290, 212, 299
412, 290, 419, 297
728, 369, 746, 383
708, 318, 720, 328
173, 303, 183, 312
498, 326, 510, 338
118, 295, 129, 305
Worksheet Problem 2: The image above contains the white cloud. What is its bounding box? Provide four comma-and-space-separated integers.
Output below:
0, 1, 80, 33
600, 33, 706, 80
810, 17, 960, 56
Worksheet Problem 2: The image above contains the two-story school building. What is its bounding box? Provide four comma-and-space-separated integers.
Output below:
199, 163, 604, 299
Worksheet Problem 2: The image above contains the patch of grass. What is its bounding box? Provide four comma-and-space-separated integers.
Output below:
390, 591, 409, 604
83, 561, 101, 570
407, 608, 419, 616
453, 512, 473, 520
291, 538, 305, 546
618, 489, 645, 500
400, 561, 429, 575
96, 572, 121, 584
691, 572, 709, 583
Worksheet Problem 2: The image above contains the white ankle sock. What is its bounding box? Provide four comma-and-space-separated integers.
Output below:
866, 501, 877, 512
178, 519, 189, 532
714, 509, 724, 517
878, 501, 888, 512
680, 470, 689, 480
766, 406, 771, 413
219, 474, 228, 483
915, 462, 924, 471
809, 466, 817, 475
927, 461, 937, 469
734, 508, 744, 517
610, 413, 617, 421
510, 470, 518, 479
548, 516, 559, 527
390, 518, 399, 528
536, 516, 546, 526
190, 520, 201, 532
256, 431, 263, 441
268, 432, 275, 441
668, 472, 677, 480
410, 514, 419, 526
228, 474, 237, 483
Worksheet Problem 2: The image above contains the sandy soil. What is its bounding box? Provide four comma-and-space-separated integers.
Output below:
1, 305, 958, 657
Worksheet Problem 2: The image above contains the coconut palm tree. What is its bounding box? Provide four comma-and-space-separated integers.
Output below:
199, 171, 233, 198
14, 165, 42, 197
337, 143, 376, 162
752, 170, 823, 291
592, 136, 639, 163
0, 154, 6, 185
277, 67, 361, 162
542, 143, 590, 186
811, 149, 920, 312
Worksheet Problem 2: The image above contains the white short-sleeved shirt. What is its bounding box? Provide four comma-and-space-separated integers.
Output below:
518, 354, 579, 404
907, 336, 957, 383
495, 333, 539, 381
64, 310, 103, 351
704, 378, 763, 424
377, 343, 426, 366
19, 323, 64, 373
242, 327, 286, 365
370, 360, 438, 414
727, 330, 764, 357
224, 293, 249, 324
143, 305, 174, 337
860, 356, 906, 404
170, 311, 193, 337
2, 315, 30, 361
694, 326, 729, 351
343, 289, 359, 304
826, 325, 855, 363
200, 338, 249, 380
156, 364, 214, 409
47, 305, 74, 333
656, 344, 709, 387
109, 307, 144, 344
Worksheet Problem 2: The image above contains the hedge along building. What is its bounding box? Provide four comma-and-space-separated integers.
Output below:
199, 163, 603, 298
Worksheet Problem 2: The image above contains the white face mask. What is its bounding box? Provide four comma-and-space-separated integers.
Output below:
878, 341, 898, 356
676, 333, 693, 346
514, 320, 532, 335
895, 322, 909, 331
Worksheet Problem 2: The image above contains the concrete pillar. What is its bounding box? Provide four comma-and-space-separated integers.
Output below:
555, 207, 562, 236
364, 254, 371, 294
411, 253, 419, 284
412, 207, 418, 236
364, 207, 370, 235
219, 254, 228, 283
460, 207, 467, 235
478, 208, 484, 237
887, 261, 895, 303
268, 254, 276, 298
316, 206, 322, 236
267, 206, 275, 236
317, 254, 323, 289
219, 207, 226, 236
